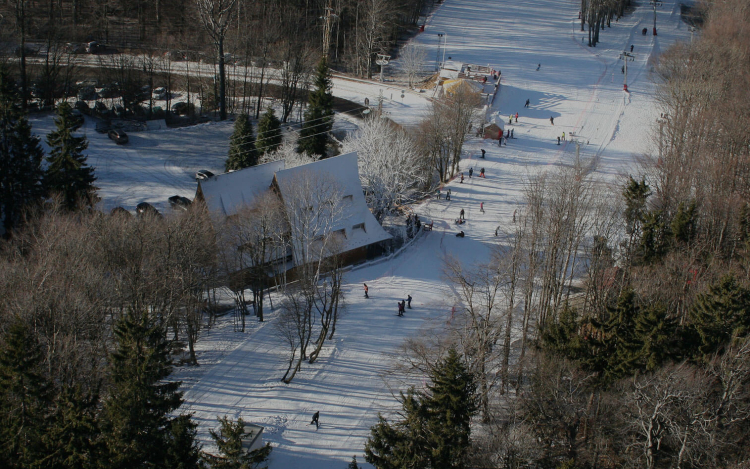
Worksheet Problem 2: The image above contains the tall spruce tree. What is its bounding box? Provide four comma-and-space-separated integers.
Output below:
585, 289, 642, 383
44, 102, 97, 210
635, 303, 677, 371
0, 67, 45, 235
0, 321, 53, 469
690, 275, 750, 358
100, 308, 200, 469
364, 348, 477, 469
255, 107, 282, 157
206, 416, 272, 469
225, 113, 258, 171
298, 57, 334, 157
42, 385, 103, 469
424, 348, 477, 469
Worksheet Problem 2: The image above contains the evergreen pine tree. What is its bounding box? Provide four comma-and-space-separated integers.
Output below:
0, 321, 52, 469
347, 455, 361, 469
256, 107, 282, 157
635, 303, 678, 371
225, 113, 258, 171
44, 102, 97, 210
298, 57, 334, 157
42, 385, 102, 469
100, 308, 197, 469
424, 347, 478, 469
622, 177, 650, 237
639, 210, 669, 264
585, 289, 642, 382
163, 414, 204, 469
690, 275, 750, 358
670, 200, 697, 245
541, 302, 588, 360
364, 348, 476, 469
207, 416, 272, 469
0, 67, 45, 234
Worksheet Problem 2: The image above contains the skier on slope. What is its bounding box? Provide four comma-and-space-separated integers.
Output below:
469, 167, 473, 178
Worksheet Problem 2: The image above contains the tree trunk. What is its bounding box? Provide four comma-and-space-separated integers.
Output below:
218, 38, 227, 120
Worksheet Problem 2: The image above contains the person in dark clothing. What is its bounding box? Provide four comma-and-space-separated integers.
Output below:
311, 411, 320, 428
398, 300, 405, 316
480, 168, 485, 177
456, 231, 465, 238
481, 149, 486, 158
536, 64, 541, 71
364, 283, 369, 298
407, 295, 412, 308
446, 189, 451, 201
630, 44, 634, 52
459, 209, 465, 221
460, 173, 464, 183
550, 116, 554, 125
510, 129, 514, 139
525, 99, 530, 107
469, 167, 473, 178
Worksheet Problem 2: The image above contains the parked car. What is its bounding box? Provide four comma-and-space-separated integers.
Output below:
153, 87, 167, 100
195, 169, 214, 181
168, 195, 192, 211
77, 86, 98, 101
136, 202, 162, 218
108, 129, 128, 144
86, 41, 105, 54
171, 102, 195, 116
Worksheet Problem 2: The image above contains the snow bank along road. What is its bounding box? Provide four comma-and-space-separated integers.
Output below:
173, 0, 693, 468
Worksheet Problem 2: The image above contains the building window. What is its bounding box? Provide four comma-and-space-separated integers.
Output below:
353, 223, 366, 232
343, 195, 353, 202
334, 229, 347, 239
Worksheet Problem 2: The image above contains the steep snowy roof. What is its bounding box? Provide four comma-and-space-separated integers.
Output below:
198, 160, 285, 217
274, 152, 391, 263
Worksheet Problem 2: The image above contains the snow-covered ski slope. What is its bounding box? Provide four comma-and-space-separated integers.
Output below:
178, 0, 691, 467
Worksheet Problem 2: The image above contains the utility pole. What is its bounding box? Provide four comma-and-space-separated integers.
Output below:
619, 51, 635, 91
649, 0, 662, 35
436, 33, 443, 70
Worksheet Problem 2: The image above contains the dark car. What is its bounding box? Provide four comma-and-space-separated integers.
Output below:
168, 195, 192, 211
108, 129, 128, 144
171, 102, 195, 116
195, 169, 214, 181
136, 202, 162, 218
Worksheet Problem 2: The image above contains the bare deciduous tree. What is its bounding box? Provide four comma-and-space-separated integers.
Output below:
196, 0, 238, 121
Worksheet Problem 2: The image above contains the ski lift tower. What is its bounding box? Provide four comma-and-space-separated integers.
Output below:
376, 54, 391, 83
619, 51, 635, 91
320, 0, 339, 57
649, 0, 662, 35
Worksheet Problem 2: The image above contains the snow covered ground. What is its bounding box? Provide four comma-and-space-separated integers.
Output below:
28, 0, 694, 465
